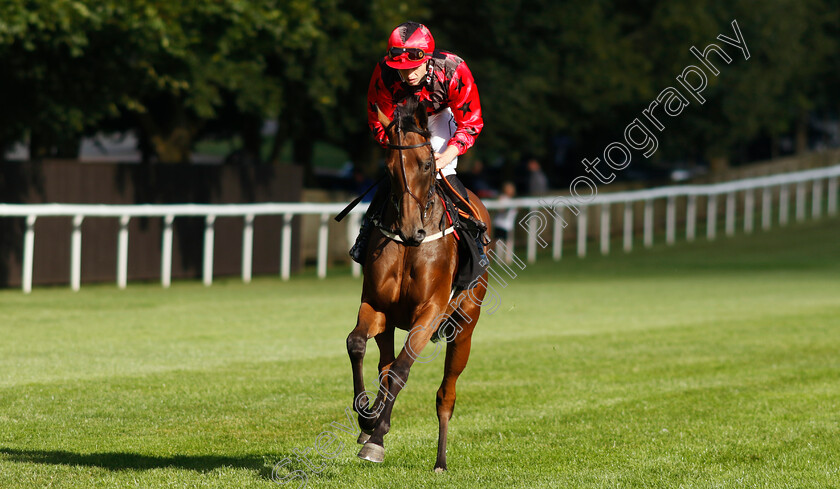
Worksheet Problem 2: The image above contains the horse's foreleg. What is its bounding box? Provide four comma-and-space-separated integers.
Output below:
358, 306, 442, 463
373, 328, 396, 407
357, 328, 395, 445
347, 302, 386, 434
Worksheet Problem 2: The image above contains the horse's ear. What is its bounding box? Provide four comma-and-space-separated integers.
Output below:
376, 105, 391, 131
414, 101, 429, 131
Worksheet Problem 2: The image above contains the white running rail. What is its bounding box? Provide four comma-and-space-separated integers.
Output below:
1, 164, 837, 293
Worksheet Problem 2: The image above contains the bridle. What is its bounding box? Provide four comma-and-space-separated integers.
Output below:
384, 118, 436, 222
378, 117, 448, 244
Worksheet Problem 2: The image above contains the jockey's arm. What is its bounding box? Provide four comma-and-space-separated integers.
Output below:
445, 60, 483, 159
366, 63, 393, 147
434, 145, 460, 171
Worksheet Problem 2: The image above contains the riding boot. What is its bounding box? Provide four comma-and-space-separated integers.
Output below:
349, 180, 389, 264
445, 174, 488, 234
443, 174, 489, 265
444, 174, 470, 209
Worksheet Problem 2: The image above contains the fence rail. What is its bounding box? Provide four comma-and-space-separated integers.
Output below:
1, 164, 838, 293
495, 164, 840, 264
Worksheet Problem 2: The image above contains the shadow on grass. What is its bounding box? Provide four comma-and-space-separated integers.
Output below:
1, 447, 357, 483
0, 447, 267, 473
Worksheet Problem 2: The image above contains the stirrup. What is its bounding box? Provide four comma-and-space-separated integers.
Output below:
471, 216, 487, 233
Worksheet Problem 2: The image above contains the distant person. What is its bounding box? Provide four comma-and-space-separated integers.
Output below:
493, 181, 517, 262
350, 168, 376, 203
462, 159, 495, 198
526, 158, 549, 195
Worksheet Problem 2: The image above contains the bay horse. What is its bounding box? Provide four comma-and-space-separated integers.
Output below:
346, 97, 491, 471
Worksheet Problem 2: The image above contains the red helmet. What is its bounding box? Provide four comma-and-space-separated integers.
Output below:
385, 22, 435, 69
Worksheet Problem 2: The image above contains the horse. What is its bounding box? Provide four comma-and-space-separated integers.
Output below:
346, 97, 491, 472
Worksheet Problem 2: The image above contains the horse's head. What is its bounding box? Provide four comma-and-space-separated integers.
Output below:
376, 98, 436, 246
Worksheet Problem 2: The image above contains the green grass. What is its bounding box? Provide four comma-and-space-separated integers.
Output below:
1, 218, 839, 488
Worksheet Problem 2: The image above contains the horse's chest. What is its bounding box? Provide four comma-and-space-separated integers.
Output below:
396, 267, 420, 295
384, 269, 428, 305
369, 262, 420, 306
365, 238, 455, 328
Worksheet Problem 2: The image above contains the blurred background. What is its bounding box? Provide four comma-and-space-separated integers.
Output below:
1, 0, 838, 182
0, 0, 838, 287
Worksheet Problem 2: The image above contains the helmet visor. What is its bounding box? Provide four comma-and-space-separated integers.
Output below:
389, 47, 426, 62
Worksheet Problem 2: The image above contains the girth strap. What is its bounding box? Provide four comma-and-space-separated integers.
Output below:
378, 225, 456, 243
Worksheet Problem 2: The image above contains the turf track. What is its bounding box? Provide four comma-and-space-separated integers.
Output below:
1, 217, 838, 488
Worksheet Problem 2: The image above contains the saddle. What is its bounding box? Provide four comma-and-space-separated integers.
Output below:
436, 186, 489, 291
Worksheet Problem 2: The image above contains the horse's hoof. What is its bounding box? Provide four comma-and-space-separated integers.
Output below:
434, 465, 447, 473
356, 431, 371, 445
357, 442, 385, 463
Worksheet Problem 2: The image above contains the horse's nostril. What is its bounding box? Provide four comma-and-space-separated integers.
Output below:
415, 229, 426, 241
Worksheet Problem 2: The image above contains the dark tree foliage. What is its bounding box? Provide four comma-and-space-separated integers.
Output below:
0, 0, 837, 185
425, 0, 839, 180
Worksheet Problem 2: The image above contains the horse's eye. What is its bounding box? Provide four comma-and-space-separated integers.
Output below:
424, 160, 432, 172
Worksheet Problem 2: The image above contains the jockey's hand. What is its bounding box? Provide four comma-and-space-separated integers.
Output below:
434, 145, 459, 171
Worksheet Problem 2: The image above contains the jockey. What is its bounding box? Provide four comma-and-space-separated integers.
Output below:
350, 21, 484, 264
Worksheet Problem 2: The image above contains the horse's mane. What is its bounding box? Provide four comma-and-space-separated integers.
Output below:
393, 96, 430, 138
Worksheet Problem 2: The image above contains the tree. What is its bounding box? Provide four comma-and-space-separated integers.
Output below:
0, 0, 425, 169
263, 0, 427, 180
2, 0, 837, 175
425, 0, 839, 179
0, 1, 128, 157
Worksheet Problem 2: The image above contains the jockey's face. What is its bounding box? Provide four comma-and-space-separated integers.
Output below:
398, 62, 427, 86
